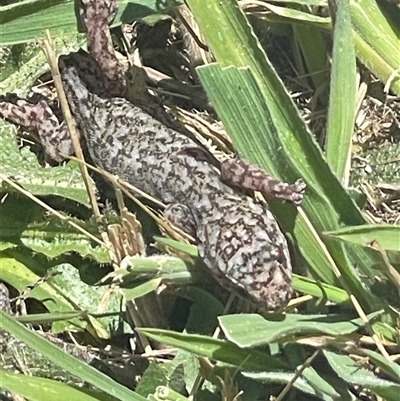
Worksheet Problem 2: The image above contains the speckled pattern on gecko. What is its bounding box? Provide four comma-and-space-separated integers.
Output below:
0, 0, 305, 310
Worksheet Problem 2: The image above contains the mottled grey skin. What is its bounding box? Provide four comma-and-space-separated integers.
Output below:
0, 0, 305, 310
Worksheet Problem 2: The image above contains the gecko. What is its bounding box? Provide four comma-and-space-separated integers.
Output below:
0, 0, 305, 311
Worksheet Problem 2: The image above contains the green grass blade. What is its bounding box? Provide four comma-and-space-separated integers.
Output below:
325, 0, 356, 183
293, 275, 351, 306
0, 311, 146, 401
154, 236, 198, 257
16, 311, 87, 324
138, 328, 289, 371
325, 224, 400, 251
251, 2, 331, 29
0, 370, 116, 401
353, 30, 400, 96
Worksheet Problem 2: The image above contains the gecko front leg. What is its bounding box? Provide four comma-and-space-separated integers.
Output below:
0, 0, 124, 164
221, 157, 306, 204
0, 95, 74, 163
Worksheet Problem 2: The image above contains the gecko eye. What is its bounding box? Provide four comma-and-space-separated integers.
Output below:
267, 245, 287, 265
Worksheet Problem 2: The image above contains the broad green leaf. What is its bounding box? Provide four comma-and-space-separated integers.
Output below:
324, 349, 400, 401
0, 370, 117, 401
0, 311, 146, 401
0, 252, 86, 332
184, 286, 224, 334
1, 214, 109, 263
0, 122, 89, 206
0, 254, 120, 337
370, 321, 399, 345
325, 224, 400, 251
135, 362, 169, 398
138, 328, 289, 371
26, 228, 108, 261
326, 0, 356, 182
49, 264, 123, 339
277, 344, 344, 400
175, 350, 201, 394
299, 364, 342, 400
137, 351, 199, 397
0, 181, 107, 264
0, 0, 180, 46
218, 311, 383, 347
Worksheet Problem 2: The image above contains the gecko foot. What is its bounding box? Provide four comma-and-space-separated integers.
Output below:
221, 157, 306, 205
0, 95, 74, 163
80, 0, 118, 26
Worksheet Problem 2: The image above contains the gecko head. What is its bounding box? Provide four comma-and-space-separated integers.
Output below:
213, 237, 293, 311
229, 241, 293, 311
196, 196, 294, 311
247, 259, 293, 311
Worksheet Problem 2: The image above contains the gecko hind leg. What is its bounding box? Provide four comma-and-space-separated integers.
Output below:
221, 157, 306, 205
164, 204, 197, 238
80, 0, 126, 96
0, 95, 74, 163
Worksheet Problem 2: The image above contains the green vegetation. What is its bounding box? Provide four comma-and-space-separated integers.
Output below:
1, 0, 399, 400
